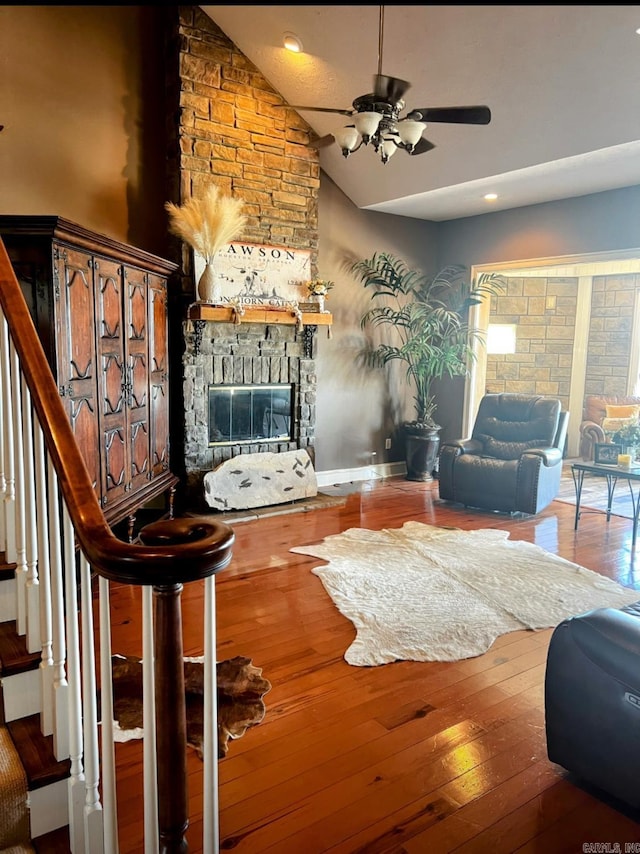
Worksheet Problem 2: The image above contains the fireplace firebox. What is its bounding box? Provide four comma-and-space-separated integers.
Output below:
208, 383, 294, 447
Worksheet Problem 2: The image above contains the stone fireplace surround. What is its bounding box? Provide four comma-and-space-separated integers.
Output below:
182, 317, 318, 503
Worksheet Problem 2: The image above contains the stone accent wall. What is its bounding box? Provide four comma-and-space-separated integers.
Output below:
166, 6, 320, 299
584, 274, 639, 397
485, 277, 578, 412
182, 320, 317, 501
162, 7, 323, 496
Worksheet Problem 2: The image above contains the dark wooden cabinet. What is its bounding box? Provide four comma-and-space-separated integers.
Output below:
0, 216, 178, 527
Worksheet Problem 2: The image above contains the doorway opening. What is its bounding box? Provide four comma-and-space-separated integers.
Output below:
466, 249, 640, 458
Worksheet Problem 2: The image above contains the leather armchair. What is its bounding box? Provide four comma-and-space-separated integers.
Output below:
438, 393, 568, 515
545, 603, 640, 810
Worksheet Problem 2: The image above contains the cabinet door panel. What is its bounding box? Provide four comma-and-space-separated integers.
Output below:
69, 397, 100, 492
95, 259, 127, 507
130, 419, 150, 479
102, 354, 125, 415
104, 427, 127, 491
124, 267, 150, 494
148, 274, 170, 476
53, 245, 100, 493
130, 352, 147, 410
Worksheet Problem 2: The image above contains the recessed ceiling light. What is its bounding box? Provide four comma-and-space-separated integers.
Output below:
283, 33, 303, 53
484, 193, 498, 201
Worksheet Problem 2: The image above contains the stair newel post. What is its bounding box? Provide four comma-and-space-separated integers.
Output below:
154, 582, 189, 854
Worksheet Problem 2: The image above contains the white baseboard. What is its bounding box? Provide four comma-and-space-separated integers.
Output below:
316, 461, 406, 488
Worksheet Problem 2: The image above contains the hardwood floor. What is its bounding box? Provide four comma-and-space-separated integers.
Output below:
108, 478, 640, 853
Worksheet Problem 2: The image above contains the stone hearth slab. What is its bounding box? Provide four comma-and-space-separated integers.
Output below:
189, 491, 347, 525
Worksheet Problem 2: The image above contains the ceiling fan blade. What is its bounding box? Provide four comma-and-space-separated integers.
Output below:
373, 74, 411, 103
277, 105, 354, 116
406, 106, 491, 125
411, 137, 436, 155
309, 133, 337, 150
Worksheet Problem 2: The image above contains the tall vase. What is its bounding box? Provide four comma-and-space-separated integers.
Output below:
197, 262, 221, 303
314, 293, 326, 313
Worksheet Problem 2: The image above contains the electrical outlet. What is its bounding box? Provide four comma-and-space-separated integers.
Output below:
385, 437, 392, 450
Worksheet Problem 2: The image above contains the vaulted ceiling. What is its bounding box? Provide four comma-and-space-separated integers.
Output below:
201, 5, 640, 222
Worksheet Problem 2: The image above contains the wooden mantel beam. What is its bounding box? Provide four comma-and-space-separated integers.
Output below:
187, 304, 333, 326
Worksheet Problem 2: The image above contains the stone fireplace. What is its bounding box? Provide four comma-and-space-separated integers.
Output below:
182, 316, 319, 500
164, 7, 325, 508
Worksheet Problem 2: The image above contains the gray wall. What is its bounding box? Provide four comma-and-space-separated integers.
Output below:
315, 175, 439, 471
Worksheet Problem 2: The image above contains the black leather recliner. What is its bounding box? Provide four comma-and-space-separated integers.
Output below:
545, 603, 640, 810
438, 393, 568, 515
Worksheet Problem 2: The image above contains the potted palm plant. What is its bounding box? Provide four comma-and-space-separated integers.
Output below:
353, 252, 503, 481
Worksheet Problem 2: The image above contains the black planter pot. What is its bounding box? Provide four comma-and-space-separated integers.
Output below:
403, 422, 442, 482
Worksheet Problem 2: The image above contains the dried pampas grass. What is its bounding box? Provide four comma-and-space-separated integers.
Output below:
165, 186, 247, 263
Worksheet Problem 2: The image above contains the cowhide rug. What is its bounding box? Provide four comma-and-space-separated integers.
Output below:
109, 654, 271, 758
292, 521, 640, 666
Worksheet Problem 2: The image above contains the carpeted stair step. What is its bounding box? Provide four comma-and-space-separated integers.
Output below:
0, 727, 33, 852
0, 617, 70, 847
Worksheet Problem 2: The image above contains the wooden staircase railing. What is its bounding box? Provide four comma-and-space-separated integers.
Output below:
0, 237, 235, 852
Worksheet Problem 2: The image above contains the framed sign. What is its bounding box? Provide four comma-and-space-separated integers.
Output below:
193, 241, 311, 306
594, 442, 622, 465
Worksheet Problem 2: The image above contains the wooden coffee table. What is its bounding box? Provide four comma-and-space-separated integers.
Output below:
572, 461, 640, 546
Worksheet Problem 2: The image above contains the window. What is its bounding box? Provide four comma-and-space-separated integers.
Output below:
487, 323, 517, 354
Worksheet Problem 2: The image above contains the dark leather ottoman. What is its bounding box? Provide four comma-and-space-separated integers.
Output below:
545, 601, 640, 809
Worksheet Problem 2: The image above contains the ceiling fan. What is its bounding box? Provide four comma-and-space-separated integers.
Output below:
281, 6, 491, 164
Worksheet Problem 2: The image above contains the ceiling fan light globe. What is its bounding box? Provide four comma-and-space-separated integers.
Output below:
353, 111, 383, 141
333, 126, 359, 152
397, 120, 427, 147
380, 137, 398, 164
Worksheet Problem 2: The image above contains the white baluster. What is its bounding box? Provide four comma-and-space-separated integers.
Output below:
0, 308, 6, 554
1, 316, 16, 566
10, 342, 27, 635
62, 506, 85, 854
21, 377, 40, 653
34, 422, 54, 736
143, 586, 158, 854
0, 307, 8, 621
47, 458, 69, 761
203, 575, 219, 854
79, 553, 104, 851
99, 576, 119, 854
